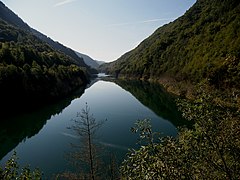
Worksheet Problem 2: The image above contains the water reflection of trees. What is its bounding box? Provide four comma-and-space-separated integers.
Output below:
113, 80, 189, 127
0, 87, 86, 160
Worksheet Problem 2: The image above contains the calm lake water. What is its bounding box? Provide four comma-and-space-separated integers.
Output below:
0, 78, 184, 178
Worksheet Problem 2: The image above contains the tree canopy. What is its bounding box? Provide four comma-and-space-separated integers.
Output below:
102, 0, 240, 90
0, 19, 89, 111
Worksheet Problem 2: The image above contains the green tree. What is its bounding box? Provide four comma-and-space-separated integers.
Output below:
121, 89, 240, 179
0, 151, 42, 179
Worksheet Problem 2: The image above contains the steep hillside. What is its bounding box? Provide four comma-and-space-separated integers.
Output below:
0, 1, 94, 71
75, 51, 100, 69
31, 28, 87, 67
0, 2, 30, 30
0, 2, 89, 111
103, 0, 240, 90
96, 60, 105, 66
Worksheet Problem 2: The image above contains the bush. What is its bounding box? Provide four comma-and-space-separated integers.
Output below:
121, 89, 240, 179
0, 151, 42, 179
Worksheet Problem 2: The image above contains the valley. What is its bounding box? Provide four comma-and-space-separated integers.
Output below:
0, 0, 239, 179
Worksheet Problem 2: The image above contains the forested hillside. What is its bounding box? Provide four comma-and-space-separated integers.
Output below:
102, 0, 240, 90
0, 1, 98, 72
75, 51, 100, 69
31, 28, 95, 70
0, 2, 89, 111
116, 1, 240, 179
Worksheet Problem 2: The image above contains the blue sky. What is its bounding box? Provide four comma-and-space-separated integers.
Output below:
2, 0, 196, 62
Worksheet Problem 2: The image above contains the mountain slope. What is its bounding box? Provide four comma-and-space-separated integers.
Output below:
31, 28, 87, 67
102, 0, 240, 89
0, 2, 89, 112
0, 2, 30, 30
0, 1, 91, 70
30, 30, 98, 74
75, 51, 100, 69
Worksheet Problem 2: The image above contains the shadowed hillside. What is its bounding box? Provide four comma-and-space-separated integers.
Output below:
0, 2, 90, 112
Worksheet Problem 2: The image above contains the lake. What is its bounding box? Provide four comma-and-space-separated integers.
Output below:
0, 78, 184, 178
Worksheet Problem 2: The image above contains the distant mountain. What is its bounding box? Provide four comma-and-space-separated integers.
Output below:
0, 1, 89, 111
75, 51, 100, 69
102, 0, 240, 90
96, 60, 105, 66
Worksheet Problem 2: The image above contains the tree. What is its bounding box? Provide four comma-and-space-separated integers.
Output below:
60, 103, 105, 180
0, 151, 42, 179
121, 88, 240, 179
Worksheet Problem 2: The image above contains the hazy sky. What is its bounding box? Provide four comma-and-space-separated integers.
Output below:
2, 0, 196, 62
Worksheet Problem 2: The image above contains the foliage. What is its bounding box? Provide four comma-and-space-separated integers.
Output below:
0, 151, 42, 179
121, 89, 240, 179
131, 119, 156, 147
102, 0, 240, 90
0, 19, 89, 108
